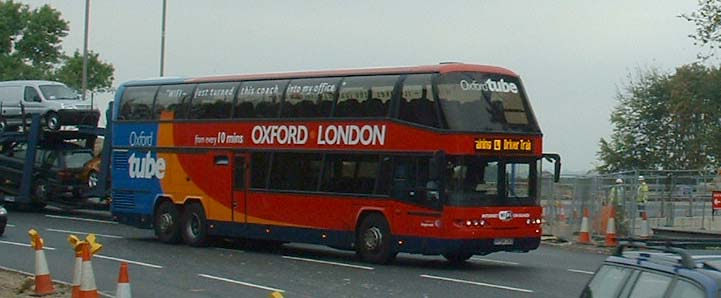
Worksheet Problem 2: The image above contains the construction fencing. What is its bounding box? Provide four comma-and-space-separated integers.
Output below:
541, 170, 721, 241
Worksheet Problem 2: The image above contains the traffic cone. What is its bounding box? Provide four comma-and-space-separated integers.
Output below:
639, 211, 651, 239
116, 262, 131, 298
78, 243, 98, 298
605, 207, 618, 247
577, 208, 591, 244
558, 205, 567, 223
29, 229, 54, 296
71, 249, 82, 298
68, 235, 82, 298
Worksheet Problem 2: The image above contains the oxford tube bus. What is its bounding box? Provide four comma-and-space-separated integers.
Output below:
110, 63, 560, 264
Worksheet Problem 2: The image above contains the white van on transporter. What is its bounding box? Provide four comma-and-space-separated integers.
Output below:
0, 80, 100, 132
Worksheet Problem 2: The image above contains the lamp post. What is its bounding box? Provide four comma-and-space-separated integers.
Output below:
160, 0, 167, 76
82, 0, 90, 101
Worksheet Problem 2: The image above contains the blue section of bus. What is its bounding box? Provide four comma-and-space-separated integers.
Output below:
113, 123, 159, 147
111, 122, 163, 216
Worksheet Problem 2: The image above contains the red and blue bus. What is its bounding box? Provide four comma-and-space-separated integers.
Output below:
111, 63, 560, 264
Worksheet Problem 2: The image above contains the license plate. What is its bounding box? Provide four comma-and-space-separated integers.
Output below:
493, 238, 513, 246
3, 195, 15, 202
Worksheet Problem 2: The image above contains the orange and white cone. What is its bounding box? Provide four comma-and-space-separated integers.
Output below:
577, 208, 591, 244
29, 229, 54, 296
71, 250, 82, 298
605, 207, 618, 247
639, 211, 651, 239
558, 206, 567, 223
116, 262, 132, 298
78, 244, 98, 298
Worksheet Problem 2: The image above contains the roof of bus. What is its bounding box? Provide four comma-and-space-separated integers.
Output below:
120, 63, 519, 86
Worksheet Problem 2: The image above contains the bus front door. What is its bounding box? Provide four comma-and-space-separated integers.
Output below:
232, 153, 249, 224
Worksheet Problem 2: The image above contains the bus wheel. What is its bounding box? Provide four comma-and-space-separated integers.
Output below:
442, 252, 473, 264
154, 201, 181, 244
356, 213, 395, 264
181, 203, 208, 247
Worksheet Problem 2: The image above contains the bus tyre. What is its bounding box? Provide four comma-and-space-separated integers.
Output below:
180, 203, 208, 247
356, 213, 396, 264
155, 201, 182, 244
442, 252, 473, 264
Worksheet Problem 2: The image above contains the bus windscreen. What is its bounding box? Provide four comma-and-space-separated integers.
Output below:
437, 72, 539, 133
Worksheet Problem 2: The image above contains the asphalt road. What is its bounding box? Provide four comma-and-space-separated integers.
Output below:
0, 208, 607, 297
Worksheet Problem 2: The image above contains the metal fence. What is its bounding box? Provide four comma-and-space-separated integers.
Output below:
541, 170, 721, 241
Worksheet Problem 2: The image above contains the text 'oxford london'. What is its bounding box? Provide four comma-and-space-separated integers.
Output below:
251, 124, 387, 146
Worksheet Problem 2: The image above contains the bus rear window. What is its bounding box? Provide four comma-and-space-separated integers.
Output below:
119, 86, 158, 121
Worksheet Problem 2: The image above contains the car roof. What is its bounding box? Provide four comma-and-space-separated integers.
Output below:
606, 241, 721, 288
0, 80, 66, 87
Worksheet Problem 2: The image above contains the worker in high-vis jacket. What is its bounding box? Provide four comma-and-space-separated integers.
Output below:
637, 176, 649, 217
608, 178, 627, 235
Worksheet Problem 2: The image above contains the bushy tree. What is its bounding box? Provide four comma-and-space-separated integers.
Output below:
682, 0, 721, 59
597, 64, 721, 172
0, 0, 114, 93
55, 50, 115, 93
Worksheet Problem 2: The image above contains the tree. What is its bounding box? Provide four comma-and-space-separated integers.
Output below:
597, 64, 721, 173
0, 0, 114, 90
0, 1, 68, 80
682, 0, 721, 59
54, 50, 115, 93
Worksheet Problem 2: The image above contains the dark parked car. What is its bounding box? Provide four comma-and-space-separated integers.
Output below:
581, 241, 721, 298
0, 205, 6, 236
0, 141, 94, 209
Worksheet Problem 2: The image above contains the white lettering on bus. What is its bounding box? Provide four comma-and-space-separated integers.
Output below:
128, 152, 166, 179
460, 79, 518, 94
317, 125, 386, 146
129, 131, 154, 147
251, 125, 308, 145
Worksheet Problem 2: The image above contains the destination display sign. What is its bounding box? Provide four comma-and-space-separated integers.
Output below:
474, 138, 534, 153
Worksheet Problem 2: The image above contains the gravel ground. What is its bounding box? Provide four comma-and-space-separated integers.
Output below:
0, 270, 71, 298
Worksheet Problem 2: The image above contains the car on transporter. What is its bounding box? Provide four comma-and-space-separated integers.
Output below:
0, 141, 95, 209
0, 80, 100, 132
581, 241, 721, 298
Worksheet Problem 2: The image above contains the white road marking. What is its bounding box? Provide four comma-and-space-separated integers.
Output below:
214, 247, 245, 254
0, 240, 56, 250
6, 224, 15, 227
420, 274, 533, 293
568, 269, 595, 275
470, 257, 519, 265
198, 273, 285, 293
46, 228, 123, 239
45, 214, 117, 224
282, 256, 374, 270
94, 254, 163, 269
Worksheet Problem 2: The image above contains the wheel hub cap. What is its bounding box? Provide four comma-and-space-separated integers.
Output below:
363, 227, 382, 251
160, 213, 173, 231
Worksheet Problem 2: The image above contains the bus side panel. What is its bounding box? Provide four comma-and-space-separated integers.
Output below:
245, 192, 356, 231
167, 151, 232, 222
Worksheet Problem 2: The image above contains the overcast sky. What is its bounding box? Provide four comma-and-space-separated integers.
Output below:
22, 0, 701, 172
